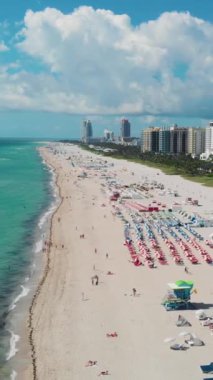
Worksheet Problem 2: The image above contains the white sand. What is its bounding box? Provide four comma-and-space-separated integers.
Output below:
21, 143, 213, 380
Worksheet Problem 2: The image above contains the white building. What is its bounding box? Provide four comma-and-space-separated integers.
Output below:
201, 122, 213, 159
187, 127, 205, 157
104, 129, 114, 141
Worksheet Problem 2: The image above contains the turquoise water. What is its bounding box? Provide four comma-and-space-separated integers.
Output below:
0, 139, 51, 374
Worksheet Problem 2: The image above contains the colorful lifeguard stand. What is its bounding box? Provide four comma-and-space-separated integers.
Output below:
162, 280, 194, 311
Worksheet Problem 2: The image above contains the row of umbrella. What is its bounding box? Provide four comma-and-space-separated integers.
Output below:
143, 222, 167, 265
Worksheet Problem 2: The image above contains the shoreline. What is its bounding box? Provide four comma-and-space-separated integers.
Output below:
27, 150, 63, 380
21, 143, 213, 380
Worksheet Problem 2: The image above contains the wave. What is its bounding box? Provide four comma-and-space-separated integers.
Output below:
6, 330, 20, 361
8, 286, 30, 312
10, 370, 17, 380
35, 239, 43, 253
38, 161, 58, 229
38, 202, 57, 230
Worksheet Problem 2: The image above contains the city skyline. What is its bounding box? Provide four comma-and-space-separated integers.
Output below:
1, 1, 213, 137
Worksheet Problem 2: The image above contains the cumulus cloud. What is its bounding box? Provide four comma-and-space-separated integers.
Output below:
0, 6, 213, 117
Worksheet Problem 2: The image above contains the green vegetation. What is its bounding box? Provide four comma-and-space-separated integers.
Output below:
77, 142, 213, 187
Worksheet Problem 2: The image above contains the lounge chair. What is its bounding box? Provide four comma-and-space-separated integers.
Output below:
200, 363, 213, 374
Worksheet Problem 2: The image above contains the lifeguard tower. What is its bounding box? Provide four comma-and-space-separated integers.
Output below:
162, 280, 194, 311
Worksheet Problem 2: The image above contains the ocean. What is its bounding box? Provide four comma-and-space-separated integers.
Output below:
0, 139, 53, 378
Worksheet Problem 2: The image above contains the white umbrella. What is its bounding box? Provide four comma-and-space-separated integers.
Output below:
164, 337, 176, 343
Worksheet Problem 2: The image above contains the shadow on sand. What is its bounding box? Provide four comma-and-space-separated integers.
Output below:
191, 302, 213, 310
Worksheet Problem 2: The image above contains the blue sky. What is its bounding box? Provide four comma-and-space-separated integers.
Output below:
0, 0, 213, 138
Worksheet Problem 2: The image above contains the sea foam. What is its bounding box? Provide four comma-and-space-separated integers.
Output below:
38, 203, 56, 229
35, 239, 43, 253
9, 285, 30, 312
6, 331, 20, 361
10, 370, 17, 379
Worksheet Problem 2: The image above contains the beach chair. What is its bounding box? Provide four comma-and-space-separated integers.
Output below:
200, 363, 213, 374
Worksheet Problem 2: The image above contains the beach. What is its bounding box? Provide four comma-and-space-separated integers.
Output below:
20, 143, 213, 380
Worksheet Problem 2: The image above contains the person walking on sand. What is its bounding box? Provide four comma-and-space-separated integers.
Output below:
132, 288, 137, 296
106, 253, 109, 259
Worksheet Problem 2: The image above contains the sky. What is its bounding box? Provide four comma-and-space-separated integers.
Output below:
0, 0, 213, 138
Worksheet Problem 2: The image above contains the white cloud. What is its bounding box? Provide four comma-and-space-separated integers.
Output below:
0, 41, 9, 52
0, 7, 213, 117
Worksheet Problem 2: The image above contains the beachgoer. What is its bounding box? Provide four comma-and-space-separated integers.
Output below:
85, 360, 97, 367
95, 248, 97, 254
132, 288, 137, 296
106, 253, 109, 259
106, 332, 118, 337
98, 370, 109, 376
184, 266, 188, 273
92, 274, 99, 285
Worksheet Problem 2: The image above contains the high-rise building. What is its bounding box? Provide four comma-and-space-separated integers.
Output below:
121, 119, 131, 138
159, 128, 170, 153
187, 128, 205, 156
141, 127, 160, 152
170, 125, 188, 154
141, 128, 151, 152
140, 124, 208, 157
151, 129, 160, 152
82, 120, 93, 143
205, 122, 213, 158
